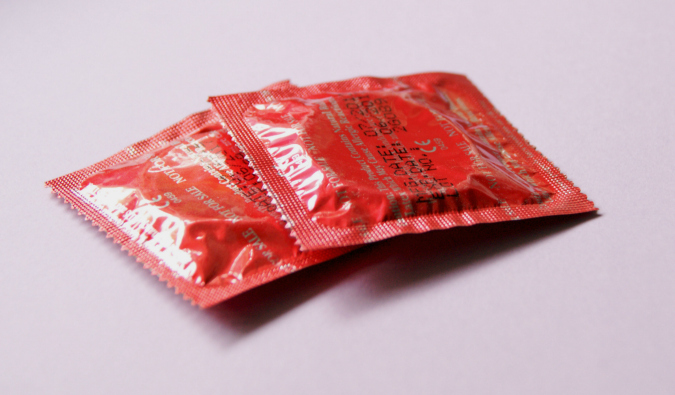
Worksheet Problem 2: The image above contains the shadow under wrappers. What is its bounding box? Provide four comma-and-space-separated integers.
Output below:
206, 212, 598, 335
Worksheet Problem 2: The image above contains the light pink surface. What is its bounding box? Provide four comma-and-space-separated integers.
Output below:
1, 1, 673, 394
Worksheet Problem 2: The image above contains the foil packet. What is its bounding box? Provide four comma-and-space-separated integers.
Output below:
209, 72, 596, 250
46, 83, 352, 307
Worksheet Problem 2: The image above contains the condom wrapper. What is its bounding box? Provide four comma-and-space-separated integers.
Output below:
46, 85, 353, 307
210, 73, 596, 250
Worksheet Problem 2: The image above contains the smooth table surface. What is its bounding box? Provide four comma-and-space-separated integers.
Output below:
1, 1, 674, 394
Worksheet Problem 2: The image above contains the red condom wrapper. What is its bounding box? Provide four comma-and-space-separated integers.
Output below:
46, 82, 353, 307
209, 73, 596, 250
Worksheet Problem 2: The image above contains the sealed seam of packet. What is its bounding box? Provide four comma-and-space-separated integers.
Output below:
209, 72, 597, 251
45, 83, 353, 307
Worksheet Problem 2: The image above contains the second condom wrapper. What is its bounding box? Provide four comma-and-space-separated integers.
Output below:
210, 72, 596, 251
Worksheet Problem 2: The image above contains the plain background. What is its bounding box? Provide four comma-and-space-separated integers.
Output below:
1, 1, 674, 394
